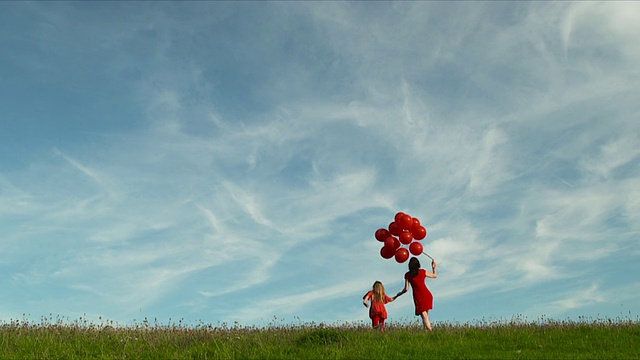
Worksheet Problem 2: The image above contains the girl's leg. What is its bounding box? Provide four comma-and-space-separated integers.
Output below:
380, 319, 386, 333
420, 311, 432, 331
372, 316, 381, 330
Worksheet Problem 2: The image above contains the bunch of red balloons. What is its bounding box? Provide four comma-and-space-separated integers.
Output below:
375, 211, 428, 263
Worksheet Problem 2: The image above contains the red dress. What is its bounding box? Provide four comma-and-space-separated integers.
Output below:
405, 269, 433, 315
364, 291, 393, 319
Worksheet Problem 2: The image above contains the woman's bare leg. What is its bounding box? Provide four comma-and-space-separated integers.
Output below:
420, 311, 432, 331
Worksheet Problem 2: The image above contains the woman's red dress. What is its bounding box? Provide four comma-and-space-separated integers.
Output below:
405, 269, 433, 315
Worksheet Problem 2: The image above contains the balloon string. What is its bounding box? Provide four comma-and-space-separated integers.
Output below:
422, 252, 434, 260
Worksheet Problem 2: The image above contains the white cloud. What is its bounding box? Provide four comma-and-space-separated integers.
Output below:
467, 126, 511, 195
563, 2, 640, 61
580, 135, 640, 180
230, 280, 365, 324
541, 284, 605, 316
222, 182, 274, 228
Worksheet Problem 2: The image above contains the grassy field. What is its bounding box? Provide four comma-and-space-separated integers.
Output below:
1, 315, 638, 359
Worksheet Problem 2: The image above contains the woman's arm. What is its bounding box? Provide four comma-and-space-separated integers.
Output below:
425, 260, 438, 279
394, 278, 410, 299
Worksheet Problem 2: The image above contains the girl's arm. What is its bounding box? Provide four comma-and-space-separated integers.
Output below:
362, 292, 371, 307
425, 260, 438, 279
394, 279, 410, 299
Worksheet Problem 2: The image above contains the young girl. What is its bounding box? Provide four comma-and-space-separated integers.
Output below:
362, 281, 395, 332
395, 256, 437, 331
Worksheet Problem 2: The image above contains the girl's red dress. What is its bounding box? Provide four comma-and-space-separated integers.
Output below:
404, 269, 433, 315
364, 291, 393, 319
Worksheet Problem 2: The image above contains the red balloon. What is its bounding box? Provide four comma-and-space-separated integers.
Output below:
399, 214, 413, 230
380, 246, 395, 259
375, 228, 391, 242
412, 225, 427, 240
399, 231, 413, 245
394, 212, 406, 223
395, 248, 410, 263
411, 217, 421, 230
388, 222, 401, 236
409, 241, 424, 256
384, 236, 400, 250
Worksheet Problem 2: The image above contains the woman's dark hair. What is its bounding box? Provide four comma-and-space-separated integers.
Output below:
408, 257, 420, 277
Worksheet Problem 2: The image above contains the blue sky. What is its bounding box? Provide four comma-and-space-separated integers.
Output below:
1, 2, 639, 327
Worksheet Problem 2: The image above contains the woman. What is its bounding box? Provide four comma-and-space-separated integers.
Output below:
395, 256, 437, 330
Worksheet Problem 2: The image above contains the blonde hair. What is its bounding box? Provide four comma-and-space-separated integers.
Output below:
372, 281, 386, 303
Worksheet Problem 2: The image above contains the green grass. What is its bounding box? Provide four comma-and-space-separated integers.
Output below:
1, 315, 639, 359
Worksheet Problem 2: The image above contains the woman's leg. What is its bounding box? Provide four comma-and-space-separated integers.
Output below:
420, 311, 432, 331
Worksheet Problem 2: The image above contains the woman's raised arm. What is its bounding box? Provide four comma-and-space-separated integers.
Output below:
425, 260, 437, 279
